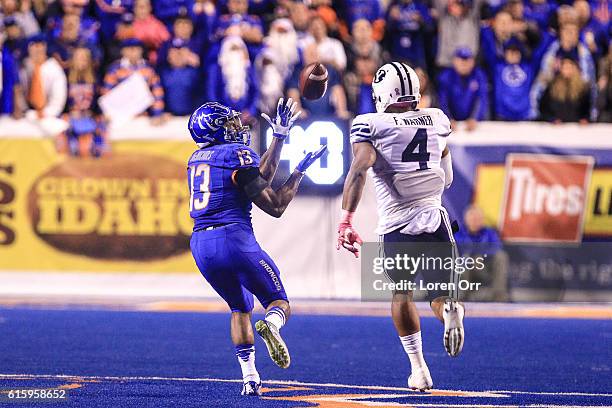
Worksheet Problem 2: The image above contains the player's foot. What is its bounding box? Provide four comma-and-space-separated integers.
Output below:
443, 298, 465, 357
408, 365, 433, 392
241, 380, 262, 396
255, 320, 290, 369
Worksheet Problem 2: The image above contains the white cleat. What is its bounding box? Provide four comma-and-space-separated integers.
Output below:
408, 365, 433, 392
443, 299, 465, 357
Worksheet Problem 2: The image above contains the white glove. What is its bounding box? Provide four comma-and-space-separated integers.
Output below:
261, 98, 302, 140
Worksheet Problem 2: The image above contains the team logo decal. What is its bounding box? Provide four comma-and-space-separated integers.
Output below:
502, 65, 527, 87
191, 102, 231, 133
373, 68, 387, 83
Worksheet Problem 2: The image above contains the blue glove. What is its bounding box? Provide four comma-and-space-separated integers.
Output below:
261, 98, 302, 140
296, 145, 327, 174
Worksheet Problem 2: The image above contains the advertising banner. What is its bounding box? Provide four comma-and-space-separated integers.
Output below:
0, 138, 197, 272
445, 143, 612, 241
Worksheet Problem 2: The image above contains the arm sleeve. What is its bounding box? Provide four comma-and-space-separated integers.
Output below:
43, 63, 67, 117
349, 116, 373, 144
441, 149, 453, 188
233, 167, 268, 199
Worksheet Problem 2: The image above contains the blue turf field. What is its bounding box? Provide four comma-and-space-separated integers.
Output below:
0, 308, 610, 407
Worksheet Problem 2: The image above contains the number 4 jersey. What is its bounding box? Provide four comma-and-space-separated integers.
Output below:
187, 143, 261, 231
350, 108, 452, 235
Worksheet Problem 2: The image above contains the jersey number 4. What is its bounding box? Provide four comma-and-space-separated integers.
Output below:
402, 128, 430, 170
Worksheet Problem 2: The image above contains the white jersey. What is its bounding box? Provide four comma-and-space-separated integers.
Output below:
350, 108, 451, 235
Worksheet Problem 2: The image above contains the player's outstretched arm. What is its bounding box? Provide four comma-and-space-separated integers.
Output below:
259, 98, 301, 182
252, 146, 327, 218
337, 142, 377, 257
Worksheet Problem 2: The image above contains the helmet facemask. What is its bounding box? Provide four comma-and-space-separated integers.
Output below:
223, 111, 251, 145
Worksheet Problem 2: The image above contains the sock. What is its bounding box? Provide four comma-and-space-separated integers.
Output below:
264, 306, 286, 330
399, 332, 427, 370
235, 344, 260, 383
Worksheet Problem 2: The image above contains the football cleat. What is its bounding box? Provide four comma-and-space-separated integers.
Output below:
241, 380, 262, 396
255, 320, 290, 369
408, 365, 433, 392
443, 298, 465, 357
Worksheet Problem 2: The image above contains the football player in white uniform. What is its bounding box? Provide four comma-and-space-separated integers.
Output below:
336, 62, 465, 391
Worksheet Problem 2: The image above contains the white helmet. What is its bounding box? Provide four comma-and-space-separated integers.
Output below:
371, 62, 421, 113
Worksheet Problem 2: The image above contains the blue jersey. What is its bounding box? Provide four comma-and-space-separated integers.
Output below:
493, 61, 534, 121
187, 143, 260, 231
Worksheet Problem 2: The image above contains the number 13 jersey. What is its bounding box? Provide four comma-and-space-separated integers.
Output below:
350, 108, 452, 235
187, 143, 261, 231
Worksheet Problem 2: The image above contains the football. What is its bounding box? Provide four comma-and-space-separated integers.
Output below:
299, 62, 329, 100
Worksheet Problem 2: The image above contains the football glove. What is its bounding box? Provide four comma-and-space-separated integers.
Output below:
336, 210, 363, 258
261, 97, 302, 140
295, 145, 327, 174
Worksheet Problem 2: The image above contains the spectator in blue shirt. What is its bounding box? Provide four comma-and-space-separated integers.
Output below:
159, 38, 201, 115
1, 41, 23, 117
190, 0, 216, 51
575, 0, 609, 62
94, 0, 135, 42
437, 47, 489, 131
153, 0, 194, 27
385, 0, 433, 69
454, 205, 509, 301
337, 0, 384, 37
48, 13, 103, 70
158, 15, 203, 69
3, 16, 27, 62
524, 0, 557, 31
207, 35, 259, 121
504, 0, 544, 58
481, 10, 516, 75
47, 1, 100, 46
493, 38, 535, 120
213, 0, 263, 60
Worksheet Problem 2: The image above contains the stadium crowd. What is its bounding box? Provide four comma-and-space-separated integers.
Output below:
0, 0, 611, 154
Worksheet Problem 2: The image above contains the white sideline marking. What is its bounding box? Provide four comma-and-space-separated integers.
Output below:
0, 373, 611, 399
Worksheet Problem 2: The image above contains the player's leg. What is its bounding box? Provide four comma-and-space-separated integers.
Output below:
229, 297, 263, 397
392, 290, 433, 391
428, 211, 465, 357
190, 230, 262, 396
239, 249, 292, 369
255, 297, 291, 369
384, 230, 432, 391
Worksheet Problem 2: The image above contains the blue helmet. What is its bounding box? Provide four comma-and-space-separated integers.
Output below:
188, 102, 251, 146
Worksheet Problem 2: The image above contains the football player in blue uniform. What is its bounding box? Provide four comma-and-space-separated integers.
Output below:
187, 99, 326, 396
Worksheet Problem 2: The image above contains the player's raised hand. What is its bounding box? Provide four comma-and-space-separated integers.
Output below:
260, 98, 302, 140
295, 145, 327, 174
336, 210, 363, 258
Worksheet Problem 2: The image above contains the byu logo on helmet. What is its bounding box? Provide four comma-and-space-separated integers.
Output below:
371, 62, 421, 113
373, 68, 387, 83
188, 102, 251, 146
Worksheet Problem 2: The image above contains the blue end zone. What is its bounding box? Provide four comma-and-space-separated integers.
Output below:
0, 309, 610, 407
